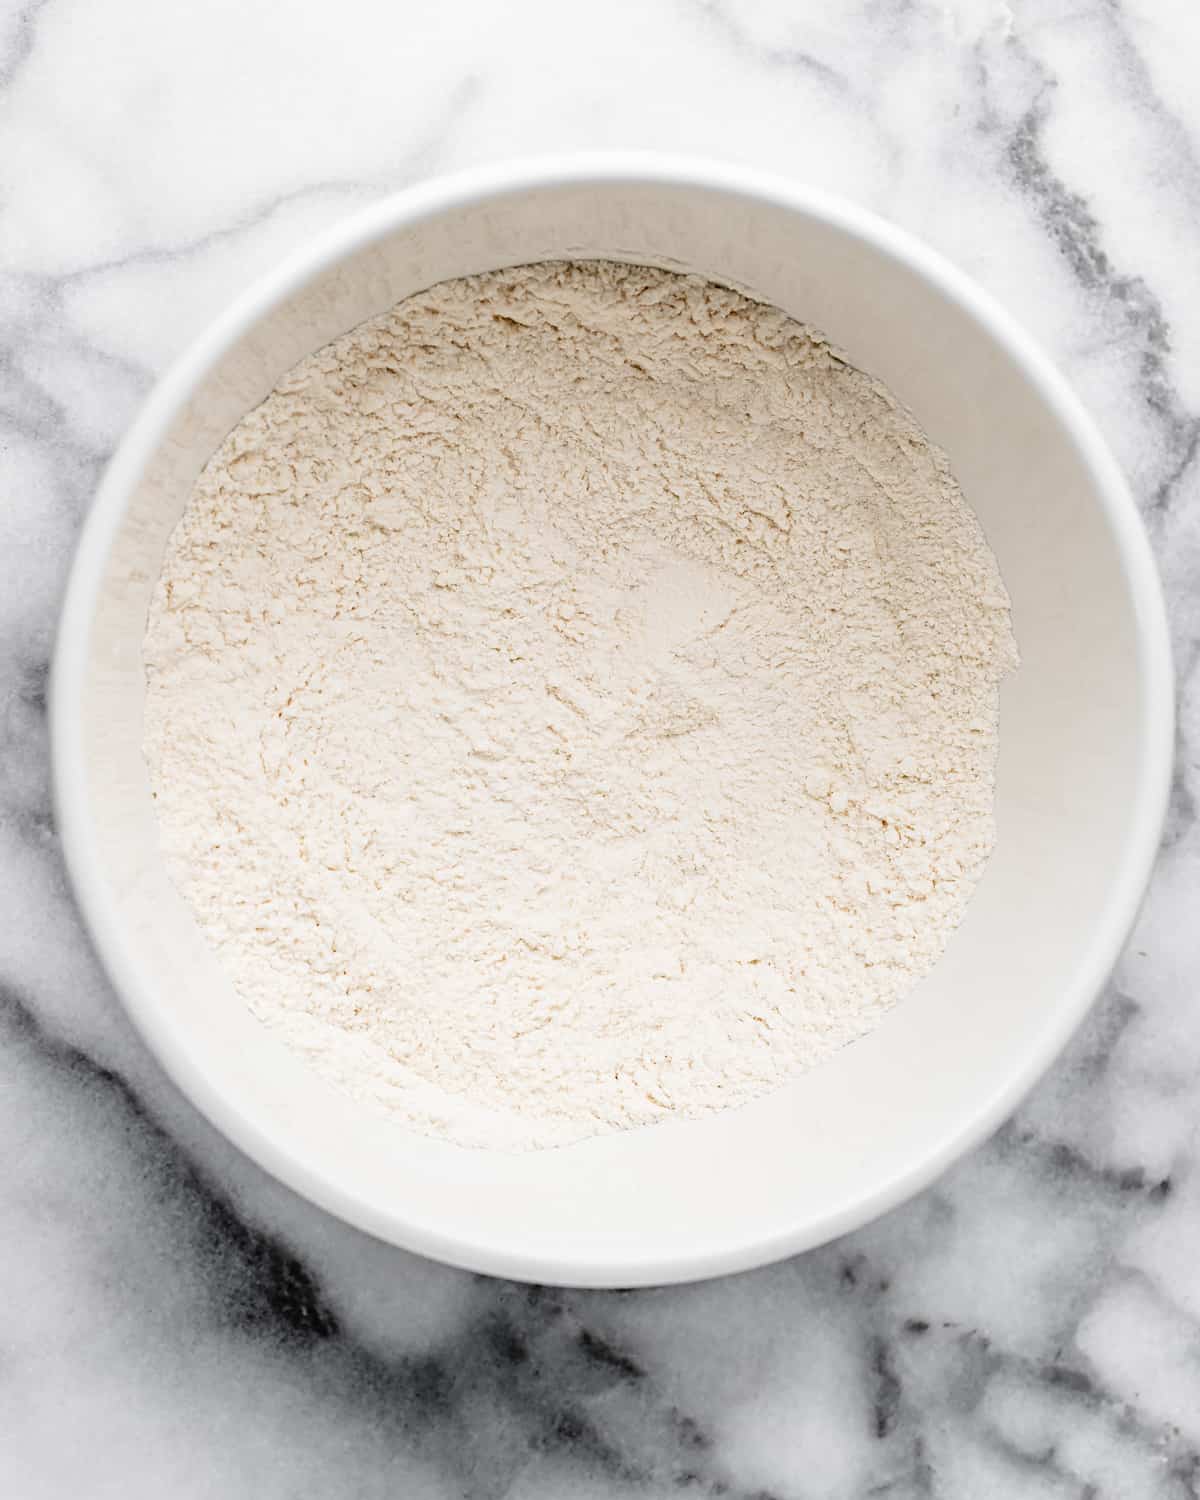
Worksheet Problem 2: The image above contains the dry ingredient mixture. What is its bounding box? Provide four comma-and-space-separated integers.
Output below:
144, 261, 1017, 1150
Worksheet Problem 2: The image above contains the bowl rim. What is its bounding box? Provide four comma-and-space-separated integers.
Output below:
51, 152, 1175, 1287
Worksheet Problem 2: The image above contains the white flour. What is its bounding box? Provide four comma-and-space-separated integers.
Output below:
144, 261, 1017, 1150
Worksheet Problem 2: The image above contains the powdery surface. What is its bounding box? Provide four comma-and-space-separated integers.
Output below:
143, 261, 1017, 1149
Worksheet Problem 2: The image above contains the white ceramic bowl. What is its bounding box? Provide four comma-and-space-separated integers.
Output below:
52, 156, 1173, 1287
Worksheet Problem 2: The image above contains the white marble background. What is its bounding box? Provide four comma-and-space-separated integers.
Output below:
3, 0, 1200, 1494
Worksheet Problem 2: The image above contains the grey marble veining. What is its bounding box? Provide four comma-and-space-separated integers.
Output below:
3, 1, 1200, 1495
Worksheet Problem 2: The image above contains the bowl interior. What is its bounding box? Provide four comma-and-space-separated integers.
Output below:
59, 172, 1165, 1285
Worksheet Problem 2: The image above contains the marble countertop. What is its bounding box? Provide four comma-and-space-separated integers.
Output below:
3, 1, 1198, 1494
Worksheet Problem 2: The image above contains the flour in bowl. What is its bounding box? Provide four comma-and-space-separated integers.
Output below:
143, 261, 1017, 1150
